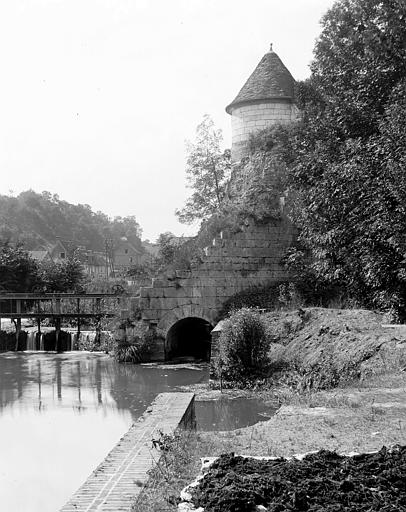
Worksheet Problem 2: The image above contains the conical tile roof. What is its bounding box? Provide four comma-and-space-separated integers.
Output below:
226, 48, 296, 114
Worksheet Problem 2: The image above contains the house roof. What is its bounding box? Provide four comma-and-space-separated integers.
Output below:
114, 240, 143, 255
226, 47, 296, 114
29, 250, 52, 262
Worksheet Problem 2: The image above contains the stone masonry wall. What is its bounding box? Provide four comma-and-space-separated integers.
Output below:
138, 215, 297, 359
231, 100, 298, 161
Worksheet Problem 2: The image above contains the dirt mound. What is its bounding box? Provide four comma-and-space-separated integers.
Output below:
264, 308, 406, 388
191, 446, 406, 512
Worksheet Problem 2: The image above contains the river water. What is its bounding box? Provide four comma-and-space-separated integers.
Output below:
0, 352, 274, 512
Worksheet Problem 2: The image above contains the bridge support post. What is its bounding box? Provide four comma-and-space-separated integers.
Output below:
76, 298, 81, 340
55, 298, 62, 352
14, 300, 22, 351
95, 298, 101, 347
36, 317, 41, 350
55, 318, 62, 352
15, 318, 22, 351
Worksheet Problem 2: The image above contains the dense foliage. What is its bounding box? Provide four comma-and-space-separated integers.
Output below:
0, 241, 86, 292
155, 232, 202, 272
217, 278, 345, 321
37, 256, 87, 293
215, 308, 269, 381
113, 318, 156, 363
0, 241, 40, 292
175, 115, 231, 224
284, 0, 406, 316
0, 190, 144, 253
217, 283, 282, 320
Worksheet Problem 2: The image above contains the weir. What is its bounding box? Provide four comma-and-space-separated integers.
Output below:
0, 293, 126, 352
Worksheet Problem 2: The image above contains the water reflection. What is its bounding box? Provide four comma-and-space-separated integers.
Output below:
0, 352, 207, 512
0, 352, 208, 417
196, 397, 277, 431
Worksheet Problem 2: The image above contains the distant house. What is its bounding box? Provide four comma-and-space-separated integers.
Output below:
83, 252, 109, 278
49, 238, 73, 263
29, 250, 54, 264
112, 238, 144, 276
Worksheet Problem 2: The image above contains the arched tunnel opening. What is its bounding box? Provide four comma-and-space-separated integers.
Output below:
166, 317, 213, 362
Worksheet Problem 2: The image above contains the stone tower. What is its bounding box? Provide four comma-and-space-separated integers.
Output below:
226, 45, 297, 162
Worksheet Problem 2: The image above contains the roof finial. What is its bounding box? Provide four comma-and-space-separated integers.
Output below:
269, 43, 273, 52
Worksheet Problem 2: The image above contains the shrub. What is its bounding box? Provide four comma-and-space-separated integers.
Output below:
215, 308, 269, 381
76, 331, 114, 352
113, 319, 155, 363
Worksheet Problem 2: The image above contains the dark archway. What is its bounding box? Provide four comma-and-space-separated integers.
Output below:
166, 317, 213, 361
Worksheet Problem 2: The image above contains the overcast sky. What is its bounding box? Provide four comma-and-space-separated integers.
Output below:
0, 0, 335, 242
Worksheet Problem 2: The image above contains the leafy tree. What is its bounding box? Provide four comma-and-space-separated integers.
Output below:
0, 241, 40, 291
38, 255, 87, 292
284, 0, 406, 315
175, 115, 231, 224
156, 232, 177, 266
155, 232, 199, 272
310, 0, 406, 139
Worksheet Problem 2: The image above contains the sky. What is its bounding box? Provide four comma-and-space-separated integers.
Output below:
0, 0, 336, 242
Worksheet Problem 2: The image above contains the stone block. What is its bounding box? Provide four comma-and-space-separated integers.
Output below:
175, 270, 191, 279
200, 286, 217, 297
205, 296, 223, 309
207, 270, 227, 278
163, 287, 181, 298
191, 287, 203, 298
140, 288, 153, 298
141, 309, 159, 321
181, 304, 193, 317
180, 286, 194, 298
149, 298, 165, 310
165, 298, 186, 310
215, 286, 228, 297
151, 279, 169, 288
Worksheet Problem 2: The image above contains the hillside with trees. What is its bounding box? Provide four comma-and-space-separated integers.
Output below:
0, 190, 144, 254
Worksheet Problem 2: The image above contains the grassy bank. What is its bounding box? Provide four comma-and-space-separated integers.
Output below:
262, 307, 406, 389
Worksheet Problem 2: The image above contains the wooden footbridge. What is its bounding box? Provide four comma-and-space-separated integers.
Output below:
0, 293, 127, 352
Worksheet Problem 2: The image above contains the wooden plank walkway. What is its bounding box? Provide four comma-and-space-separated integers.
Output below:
61, 392, 195, 512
